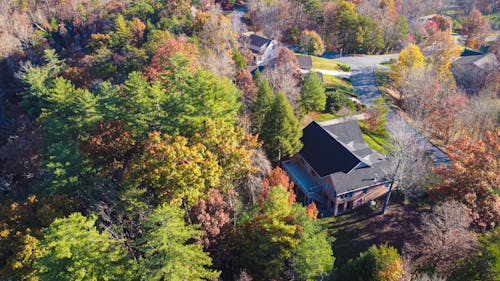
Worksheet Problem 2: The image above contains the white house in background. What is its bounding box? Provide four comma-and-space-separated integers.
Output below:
241, 32, 277, 66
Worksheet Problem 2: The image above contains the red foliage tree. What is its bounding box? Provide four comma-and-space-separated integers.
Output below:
461, 9, 491, 49
188, 189, 234, 250
79, 121, 136, 175
235, 70, 258, 111
434, 129, 500, 231
259, 166, 295, 205
143, 37, 199, 81
426, 93, 468, 144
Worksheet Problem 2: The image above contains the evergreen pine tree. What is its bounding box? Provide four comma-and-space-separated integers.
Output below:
260, 91, 303, 162
251, 77, 274, 133
300, 71, 326, 114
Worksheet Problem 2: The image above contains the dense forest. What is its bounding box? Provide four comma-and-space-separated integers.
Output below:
0, 0, 498, 280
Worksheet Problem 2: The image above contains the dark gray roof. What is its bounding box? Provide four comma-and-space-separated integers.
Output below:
296, 55, 312, 70
330, 162, 389, 194
452, 53, 499, 70
299, 120, 389, 194
323, 121, 385, 165
248, 34, 272, 54
299, 121, 361, 177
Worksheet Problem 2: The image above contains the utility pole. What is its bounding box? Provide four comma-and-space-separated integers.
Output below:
381, 160, 400, 215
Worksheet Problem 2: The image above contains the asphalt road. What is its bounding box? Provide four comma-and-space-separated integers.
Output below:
330, 54, 450, 167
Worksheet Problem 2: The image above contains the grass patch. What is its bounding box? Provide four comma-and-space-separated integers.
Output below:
374, 68, 393, 88
324, 75, 354, 94
322, 196, 422, 267
362, 132, 389, 155
312, 112, 337, 122
359, 121, 391, 155
298, 55, 351, 72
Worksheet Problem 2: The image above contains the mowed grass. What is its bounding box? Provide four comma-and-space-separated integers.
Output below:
362, 132, 390, 155
297, 54, 351, 72
314, 112, 337, 122
323, 75, 355, 95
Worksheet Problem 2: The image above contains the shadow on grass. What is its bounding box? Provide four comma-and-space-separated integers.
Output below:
322, 195, 422, 267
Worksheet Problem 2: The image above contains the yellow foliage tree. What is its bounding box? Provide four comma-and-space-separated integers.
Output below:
390, 44, 425, 87
125, 132, 222, 206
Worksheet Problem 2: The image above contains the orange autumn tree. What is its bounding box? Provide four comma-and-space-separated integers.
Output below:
306, 202, 319, 219
434, 129, 500, 231
259, 166, 295, 204
143, 37, 199, 81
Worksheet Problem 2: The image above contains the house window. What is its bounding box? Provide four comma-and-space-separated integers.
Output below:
363, 188, 368, 194
348, 192, 353, 198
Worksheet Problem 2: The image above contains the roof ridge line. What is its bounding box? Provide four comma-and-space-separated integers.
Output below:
312, 121, 368, 167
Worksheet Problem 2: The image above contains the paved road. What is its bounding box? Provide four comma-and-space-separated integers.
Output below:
230, 5, 248, 34
331, 54, 450, 167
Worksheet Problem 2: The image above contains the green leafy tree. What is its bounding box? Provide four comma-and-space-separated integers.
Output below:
252, 76, 274, 133
325, 91, 356, 113
294, 205, 335, 280
33, 213, 134, 281
111, 14, 134, 48
231, 186, 301, 280
21, 49, 66, 116
40, 77, 101, 142
137, 204, 219, 281
42, 142, 89, 196
260, 92, 303, 162
300, 71, 326, 113
233, 48, 247, 72
232, 186, 334, 280
335, 243, 404, 281
163, 55, 241, 135
452, 227, 500, 281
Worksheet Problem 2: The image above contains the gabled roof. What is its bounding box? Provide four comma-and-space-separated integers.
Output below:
248, 34, 273, 54
296, 55, 312, 70
298, 120, 389, 194
453, 53, 499, 71
299, 121, 361, 177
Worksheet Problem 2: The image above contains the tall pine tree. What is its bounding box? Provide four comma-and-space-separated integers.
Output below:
252, 76, 274, 133
260, 91, 302, 162
300, 71, 326, 114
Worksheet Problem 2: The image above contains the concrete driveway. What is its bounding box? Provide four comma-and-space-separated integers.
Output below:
330, 54, 450, 167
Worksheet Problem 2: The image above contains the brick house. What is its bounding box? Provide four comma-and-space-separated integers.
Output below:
283, 120, 391, 216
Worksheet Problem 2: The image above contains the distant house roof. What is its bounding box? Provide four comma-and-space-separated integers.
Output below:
247, 34, 273, 55
296, 55, 312, 70
453, 53, 499, 71
451, 53, 499, 93
299, 121, 388, 194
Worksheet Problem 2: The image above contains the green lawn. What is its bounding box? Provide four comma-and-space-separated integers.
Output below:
323, 75, 355, 96
362, 132, 390, 155
297, 54, 351, 72
313, 112, 337, 122
359, 122, 391, 155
